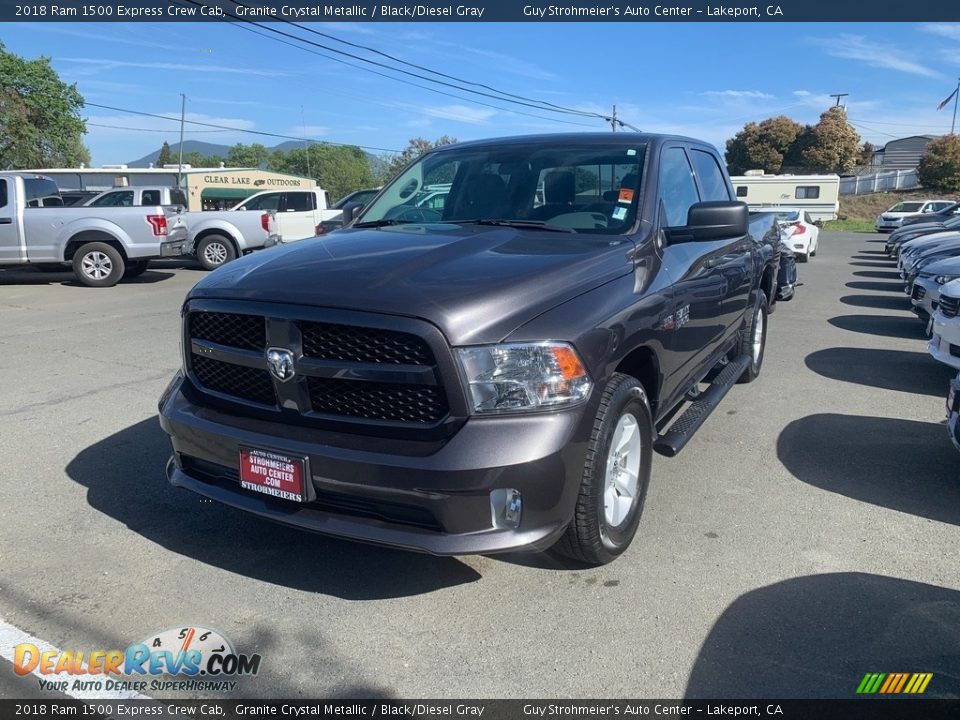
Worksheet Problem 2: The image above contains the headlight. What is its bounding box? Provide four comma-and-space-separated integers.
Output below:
456, 342, 592, 414
936, 275, 959, 285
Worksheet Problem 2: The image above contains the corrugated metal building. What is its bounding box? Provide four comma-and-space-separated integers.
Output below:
878, 135, 940, 171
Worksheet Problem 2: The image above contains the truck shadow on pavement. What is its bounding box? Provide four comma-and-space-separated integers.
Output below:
777, 413, 960, 526
838, 294, 911, 311
805, 347, 953, 397
828, 314, 929, 340
849, 260, 896, 267
0, 268, 175, 286
64, 417, 482, 599
845, 280, 903, 292
685, 573, 960, 698
852, 270, 904, 280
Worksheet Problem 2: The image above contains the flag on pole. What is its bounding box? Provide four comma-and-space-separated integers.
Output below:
937, 87, 958, 111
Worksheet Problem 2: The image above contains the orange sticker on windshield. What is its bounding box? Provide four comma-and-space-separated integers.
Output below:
618, 188, 635, 203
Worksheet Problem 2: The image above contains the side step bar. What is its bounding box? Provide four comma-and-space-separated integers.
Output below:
653, 354, 751, 458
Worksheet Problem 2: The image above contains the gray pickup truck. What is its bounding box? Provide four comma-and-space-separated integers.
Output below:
160, 133, 780, 565
0, 174, 188, 287
84, 185, 279, 271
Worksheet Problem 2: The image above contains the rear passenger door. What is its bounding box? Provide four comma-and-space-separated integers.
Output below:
277, 191, 318, 241
0, 178, 21, 262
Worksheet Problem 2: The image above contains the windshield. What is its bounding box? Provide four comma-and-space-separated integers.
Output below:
359, 141, 647, 234
890, 202, 923, 213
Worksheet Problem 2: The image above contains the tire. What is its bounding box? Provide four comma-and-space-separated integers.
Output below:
123, 259, 150, 278
735, 291, 768, 384
72, 242, 125, 288
552, 373, 653, 566
797, 253, 809, 263
196, 235, 237, 271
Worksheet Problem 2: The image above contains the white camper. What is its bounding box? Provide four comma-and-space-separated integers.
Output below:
729, 172, 840, 222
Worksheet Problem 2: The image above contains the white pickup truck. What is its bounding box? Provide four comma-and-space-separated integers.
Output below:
0, 174, 188, 288
231, 188, 339, 242
82, 185, 279, 271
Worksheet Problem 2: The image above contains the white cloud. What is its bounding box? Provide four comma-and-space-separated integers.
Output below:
420, 105, 496, 124
701, 90, 775, 100
812, 34, 941, 78
920, 24, 960, 41
58, 58, 289, 77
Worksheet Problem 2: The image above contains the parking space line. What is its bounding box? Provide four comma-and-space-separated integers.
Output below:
0, 617, 153, 700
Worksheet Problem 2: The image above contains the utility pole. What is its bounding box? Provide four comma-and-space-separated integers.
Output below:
177, 93, 186, 187
829, 93, 848, 109
952, 77, 959, 134
610, 105, 618, 133
301, 105, 311, 179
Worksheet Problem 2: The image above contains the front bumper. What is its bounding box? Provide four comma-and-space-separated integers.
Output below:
160, 237, 195, 257
928, 316, 960, 370
910, 277, 940, 319
158, 374, 594, 555
876, 218, 902, 232
947, 375, 960, 453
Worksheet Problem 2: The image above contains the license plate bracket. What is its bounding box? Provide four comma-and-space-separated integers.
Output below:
239, 447, 311, 503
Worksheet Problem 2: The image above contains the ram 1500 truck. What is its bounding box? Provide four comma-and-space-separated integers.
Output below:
0, 174, 188, 287
159, 134, 779, 565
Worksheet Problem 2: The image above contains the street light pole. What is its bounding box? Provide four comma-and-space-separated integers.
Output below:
177, 93, 186, 187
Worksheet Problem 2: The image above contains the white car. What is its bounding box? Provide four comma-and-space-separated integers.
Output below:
928, 279, 960, 369
769, 208, 820, 262
875, 199, 955, 232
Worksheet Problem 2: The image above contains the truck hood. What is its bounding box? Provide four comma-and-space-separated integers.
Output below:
188, 223, 636, 345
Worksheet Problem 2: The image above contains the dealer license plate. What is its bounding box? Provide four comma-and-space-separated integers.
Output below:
239, 448, 307, 502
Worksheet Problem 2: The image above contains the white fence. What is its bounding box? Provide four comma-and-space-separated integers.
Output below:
839, 169, 920, 195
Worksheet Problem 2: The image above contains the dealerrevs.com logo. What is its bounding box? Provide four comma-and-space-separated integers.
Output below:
13, 626, 261, 693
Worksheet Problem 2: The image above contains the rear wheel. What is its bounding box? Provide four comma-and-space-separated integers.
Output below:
72, 242, 125, 288
735, 291, 768, 384
797, 253, 809, 263
197, 235, 237, 271
552, 373, 653, 566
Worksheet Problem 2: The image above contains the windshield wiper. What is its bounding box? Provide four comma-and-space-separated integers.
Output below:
352, 219, 413, 228
460, 219, 577, 233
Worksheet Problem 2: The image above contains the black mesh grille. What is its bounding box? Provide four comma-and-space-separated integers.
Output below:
307, 377, 446, 423
950, 344, 960, 359
912, 285, 926, 301
301, 322, 434, 365
190, 312, 266, 351
192, 355, 276, 406
941, 296, 960, 319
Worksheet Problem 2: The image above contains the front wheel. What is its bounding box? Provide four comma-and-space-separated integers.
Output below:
735, 291, 768, 384
72, 242, 125, 288
552, 373, 653, 565
196, 235, 237, 271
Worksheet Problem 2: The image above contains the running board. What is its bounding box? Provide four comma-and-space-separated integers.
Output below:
653, 355, 751, 458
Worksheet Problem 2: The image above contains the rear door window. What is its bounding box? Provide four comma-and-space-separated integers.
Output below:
283, 192, 315, 212
91, 191, 135, 207
240, 193, 282, 211
0, 179, 8, 209
171, 189, 187, 206
690, 150, 731, 202
141, 190, 161, 205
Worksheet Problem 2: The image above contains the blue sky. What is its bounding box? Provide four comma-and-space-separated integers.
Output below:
5, 21, 960, 165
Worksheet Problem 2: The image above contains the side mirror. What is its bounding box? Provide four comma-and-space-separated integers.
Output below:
342, 202, 366, 225
665, 201, 749, 243
813, 219, 824, 228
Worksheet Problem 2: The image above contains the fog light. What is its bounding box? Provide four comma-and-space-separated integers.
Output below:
490, 489, 522, 529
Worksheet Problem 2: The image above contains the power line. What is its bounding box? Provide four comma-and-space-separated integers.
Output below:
83, 101, 403, 153
85, 122, 225, 134
228, 21, 598, 129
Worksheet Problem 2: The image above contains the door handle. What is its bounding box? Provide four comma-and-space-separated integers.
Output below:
0, 218, 12, 225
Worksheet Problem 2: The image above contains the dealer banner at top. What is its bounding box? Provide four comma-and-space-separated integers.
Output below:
3, 0, 959, 21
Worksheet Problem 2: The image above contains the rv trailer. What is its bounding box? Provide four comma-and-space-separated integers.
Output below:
729, 172, 840, 222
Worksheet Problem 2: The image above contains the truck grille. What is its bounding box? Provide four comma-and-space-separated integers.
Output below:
306, 377, 446, 423
940, 296, 960, 318
190, 312, 265, 351
186, 306, 452, 431
192, 355, 277, 406
301, 321, 433, 365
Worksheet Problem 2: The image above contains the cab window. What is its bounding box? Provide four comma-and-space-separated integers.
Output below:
0, 179, 8, 208
659, 147, 700, 227
141, 190, 161, 205
283, 192, 315, 212
91, 191, 135, 207
690, 150, 731, 202
239, 193, 282, 211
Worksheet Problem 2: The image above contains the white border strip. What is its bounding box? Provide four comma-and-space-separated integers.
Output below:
0, 617, 152, 700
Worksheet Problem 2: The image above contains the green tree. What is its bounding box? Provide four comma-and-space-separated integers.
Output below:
0, 41, 89, 169
271, 143, 375, 202
156, 141, 173, 166
859, 141, 877, 166
181, 151, 224, 167
226, 142, 270, 168
797, 107, 861, 173
725, 116, 804, 175
918, 134, 960, 192
378, 136, 458, 183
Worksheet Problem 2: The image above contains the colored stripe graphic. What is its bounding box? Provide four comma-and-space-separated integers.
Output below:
857, 673, 932, 694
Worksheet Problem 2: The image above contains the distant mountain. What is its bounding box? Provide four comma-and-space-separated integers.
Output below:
128, 141, 378, 168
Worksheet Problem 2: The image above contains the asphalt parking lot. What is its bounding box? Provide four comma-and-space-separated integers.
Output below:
1, 234, 958, 700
